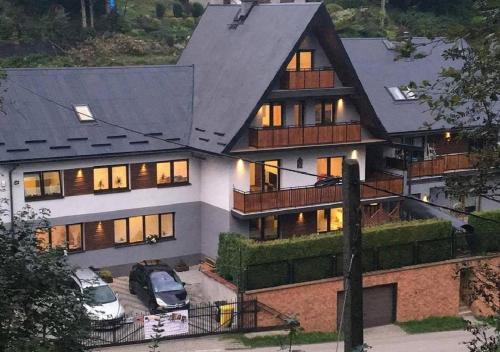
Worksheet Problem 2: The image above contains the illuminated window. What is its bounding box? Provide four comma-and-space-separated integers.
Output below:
129, 216, 144, 243
156, 160, 189, 186
93, 165, 128, 192
250, 160, 280, 192
24, 171, 62, 200
315, 101, 336, 125
74, 105, 95, 122
145, 215, 159, 236
114, 219, 127, 244
250, 216, 279, 240
114, 213, 175, 244
256, 103, 282, 128
317, 208, 343, 232
36, 224, 83, 251
292, 102, 304, 126
286, 50, 313, 71
160, 213, 174, 238
317, 157, 343, 179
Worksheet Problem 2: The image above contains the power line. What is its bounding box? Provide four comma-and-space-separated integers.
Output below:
9, 80, 500, 225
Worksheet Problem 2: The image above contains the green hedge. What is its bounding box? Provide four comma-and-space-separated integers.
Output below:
217, 219, 452, 288
468, 209, 500, 253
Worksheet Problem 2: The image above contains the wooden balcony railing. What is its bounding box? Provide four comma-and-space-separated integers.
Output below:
248, 122, 361, 149
409, 153, 475, 178
280, 69, 335, 89
233, 176, 403, 213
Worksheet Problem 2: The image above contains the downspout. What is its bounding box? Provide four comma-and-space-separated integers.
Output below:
8, 164, 18, 228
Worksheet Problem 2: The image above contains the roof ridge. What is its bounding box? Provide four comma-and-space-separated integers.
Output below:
4, 64, 194, 72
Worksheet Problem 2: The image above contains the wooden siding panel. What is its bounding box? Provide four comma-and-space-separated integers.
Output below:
303, 126, 319, 145
273, 129, 289, 147
64, 168, 93, 196
85, 220, 114, 251
130, 162, 156, 190
288, 127, 304, 145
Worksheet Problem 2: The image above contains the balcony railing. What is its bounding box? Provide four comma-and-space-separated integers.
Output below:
248, 122, 361, 149
280, 68, 335, 90
409, 153, 475, 178
233, 176, 403, 214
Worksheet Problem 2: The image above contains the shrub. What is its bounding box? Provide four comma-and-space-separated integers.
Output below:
172, 2, 184, 18
468, 209, 500, 253
191, 2, 204, 18
155, 2, 167, 19
217, 219, 452, 288
98, 270, 114, 283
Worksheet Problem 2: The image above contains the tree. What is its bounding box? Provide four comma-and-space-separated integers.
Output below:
191, 2, 204, 18
80, 0, 87, 28
172, 2, 184, 18
0, 201, 91, 352
410, 0, 500, 210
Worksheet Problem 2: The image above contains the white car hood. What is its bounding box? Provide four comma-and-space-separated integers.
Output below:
85, 299, 124, 321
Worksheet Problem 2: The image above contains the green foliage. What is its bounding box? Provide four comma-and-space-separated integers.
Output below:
172, 2, 184, 18
217, 219, 452, 288
231, 331, 342, 348
191, 2, 204, 18
397, 316, 468, 334
98, 269, 114, 283
155, 2, 167, 19
0, 201, 91, 352
468, 209, 500, 253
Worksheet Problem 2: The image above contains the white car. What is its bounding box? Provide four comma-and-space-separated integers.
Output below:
71, 268, 125, 324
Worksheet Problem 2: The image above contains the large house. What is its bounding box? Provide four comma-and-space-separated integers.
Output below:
0, 2, 496, 271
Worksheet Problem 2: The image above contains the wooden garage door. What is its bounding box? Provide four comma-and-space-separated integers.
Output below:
337, 284, 396, 329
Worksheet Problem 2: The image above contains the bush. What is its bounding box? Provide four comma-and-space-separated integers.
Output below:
155, 2, 167, 19
172, 2, 184, 18
98, 270, 113, 283
191, 2, 204, 18
217, 219, 452, 288
468, 209, 500, 253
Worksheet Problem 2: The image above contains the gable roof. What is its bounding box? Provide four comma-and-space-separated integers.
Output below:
178, 3, 322, 153
342, 38, 461, 135
0, 66, 193, 163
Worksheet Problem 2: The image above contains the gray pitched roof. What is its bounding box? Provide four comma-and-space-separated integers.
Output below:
0, 66, 193, 163
342, 38, 461, 135
178, 3, 321, 152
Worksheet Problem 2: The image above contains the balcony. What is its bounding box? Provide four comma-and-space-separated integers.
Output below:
409, 153, 474, 178
233, 175, 403, 214
280, 69, 335, 90
248, 122, 361, 149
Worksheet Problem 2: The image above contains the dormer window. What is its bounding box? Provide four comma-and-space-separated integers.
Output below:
74, 104, 95, 122
387, 87, 417, 101
286, 50, 313, 71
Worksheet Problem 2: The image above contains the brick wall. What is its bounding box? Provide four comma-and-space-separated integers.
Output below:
245, 255, 500, 332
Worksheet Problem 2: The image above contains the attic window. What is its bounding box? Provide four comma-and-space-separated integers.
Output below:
387, 87, 417, 101
74, 105, 95, 122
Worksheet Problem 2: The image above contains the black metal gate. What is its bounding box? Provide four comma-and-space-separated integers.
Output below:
83, 300, 258, 348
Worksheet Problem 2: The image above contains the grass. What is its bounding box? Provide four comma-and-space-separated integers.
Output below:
476, 315, 499, 329
397, 316, 468, 334
226, 331, 342, 348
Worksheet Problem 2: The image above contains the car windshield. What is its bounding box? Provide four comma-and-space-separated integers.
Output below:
84, 285, 116, 306
150, 271, 183, 293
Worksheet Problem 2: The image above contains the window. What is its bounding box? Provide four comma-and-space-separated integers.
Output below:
250, 160, 280, 192
74, 105, 95, 122
250, 216, 279, 240
255, 103, 283, 128
317, 208, 343, 232
317, 157, 343, 179
35, 224, 83, 251
315, 101, 335, 125
93, 165, 128, 192
24, 171, 62, 200
292, 102, 304, 126
286, 50, 313, 71
113, 213, 175, 244
387, 87, 417, 101
156, 160, 189, 186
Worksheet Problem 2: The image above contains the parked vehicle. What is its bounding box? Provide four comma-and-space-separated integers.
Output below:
70, 268, 125, 324
129, 260, 189, 313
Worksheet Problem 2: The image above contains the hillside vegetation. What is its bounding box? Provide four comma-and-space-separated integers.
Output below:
0, 0, 478, 67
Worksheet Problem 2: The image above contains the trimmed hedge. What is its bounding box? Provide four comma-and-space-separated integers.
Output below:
217, 219, 452, 286
468, 209, 500, 253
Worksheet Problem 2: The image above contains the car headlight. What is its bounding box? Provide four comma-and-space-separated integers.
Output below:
156, 297, 168, 307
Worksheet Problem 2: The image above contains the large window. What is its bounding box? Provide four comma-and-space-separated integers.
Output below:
292, 102, 304, 126
250, 216, 279, 241
286, 50, 313, 71
24, 171, 62, 200
113, 213, 175, 245
317, 157, 343, 179
255, 103, 283, 128
156, 160, 189, 186
250, 160, 280, 192
93, 165, 128, 193
36, 224, 83, 251
315, 101, 335, 125
317, 208, 343, 232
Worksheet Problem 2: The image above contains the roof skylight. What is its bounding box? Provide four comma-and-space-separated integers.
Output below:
74, 105, 95, 122
387, 87, 417, 101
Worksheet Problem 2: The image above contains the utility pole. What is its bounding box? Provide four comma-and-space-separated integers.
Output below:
342, 159, 364, 352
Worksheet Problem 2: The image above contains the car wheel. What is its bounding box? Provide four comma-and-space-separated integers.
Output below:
128, 280, 136, 294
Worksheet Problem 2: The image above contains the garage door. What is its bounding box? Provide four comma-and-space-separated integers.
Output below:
337, 284, 396, 328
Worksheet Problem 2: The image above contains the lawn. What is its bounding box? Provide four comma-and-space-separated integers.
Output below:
227, 331, 342, 348
397, 316, 468, 334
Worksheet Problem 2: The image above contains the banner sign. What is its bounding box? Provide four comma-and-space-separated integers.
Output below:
144, 310, 189, 339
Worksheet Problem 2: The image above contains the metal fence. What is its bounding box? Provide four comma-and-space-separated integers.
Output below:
244, 233, 486, 290
83, 300, 258, 348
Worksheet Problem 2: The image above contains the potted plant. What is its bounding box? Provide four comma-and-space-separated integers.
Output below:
146, 234, 160, 244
